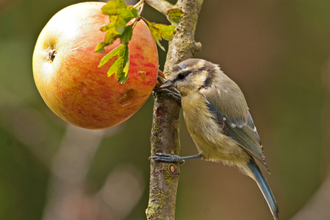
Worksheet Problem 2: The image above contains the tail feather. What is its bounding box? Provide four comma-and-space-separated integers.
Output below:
246, 159, 279, 220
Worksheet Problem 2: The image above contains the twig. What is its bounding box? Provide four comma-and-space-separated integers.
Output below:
145, 0, 174, 15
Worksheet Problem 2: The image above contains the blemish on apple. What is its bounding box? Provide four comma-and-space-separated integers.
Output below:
138, 70, 147, 80
119, 89, 136, 106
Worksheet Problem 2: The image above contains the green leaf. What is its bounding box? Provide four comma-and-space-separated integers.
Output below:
107, 45, 129, 83
116, 9, 138, 33
156, 24, 176, 41
97, 0, 138, 53
126, 5, 139, 17
102, 0, 138, 34
98, 44, 125, 67
120, 24, 133, 44
102, 0, 127, 13
98, 44, 130, 84
95, 42, 108, 53
166, 8, 183, 25
107, 56, 122, 78
95, 0, 138, 83
144, 19, 176, 51
104, 29, 120, 44
118, 47, 130, 84
102, 9, 138, 34
115, 16, 127, 34
100, 23, 113, 32
113, 44, 128, 81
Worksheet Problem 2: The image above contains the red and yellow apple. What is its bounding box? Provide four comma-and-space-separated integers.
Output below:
33, 2, 158, 129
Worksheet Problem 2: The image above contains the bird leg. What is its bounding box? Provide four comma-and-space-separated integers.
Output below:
150, 153, 203, 164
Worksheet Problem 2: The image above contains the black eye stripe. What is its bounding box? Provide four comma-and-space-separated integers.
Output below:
176, 71, 191, 80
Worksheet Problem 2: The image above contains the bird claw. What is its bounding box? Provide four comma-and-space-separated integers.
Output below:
149, 153, 185, 164
153, 87, 182, 105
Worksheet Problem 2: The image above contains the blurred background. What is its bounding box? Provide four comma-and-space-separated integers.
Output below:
0, 0, 330, 219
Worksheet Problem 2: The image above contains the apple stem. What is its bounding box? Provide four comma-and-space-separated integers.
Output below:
134, 0, 145, 17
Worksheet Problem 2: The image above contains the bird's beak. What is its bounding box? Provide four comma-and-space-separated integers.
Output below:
160, 80, 174, 88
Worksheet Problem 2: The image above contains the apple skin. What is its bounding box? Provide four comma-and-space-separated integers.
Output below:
33, 2, 158, 129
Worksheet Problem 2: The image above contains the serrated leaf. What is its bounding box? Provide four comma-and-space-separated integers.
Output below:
107, 57, 122, 77
102, 8, 138, 20
102, 0, 138, 34
157, 24, 176, 41
114, 44, 128, 82
96, 0, 136, 83
95, 42, 108, 53
102, 8, 138, 34
166, 8, 183, 25
105, 44, 128, 83
118, 47, 130, 84
95, 19, 122, 52
115, 16, 127, 34
98, 44, 125, 67
154, 38, 165, 51
98, 0, 138, 55
100, 23, 113, 32
109, 15, 118, 23
100, 44, 129, 84
102, 0, 127, 14
144, 19, 176, 51
120, 24, 133, 44
127, 6, 139, 16
104, 29, 120, 44
118, 10, 138, 33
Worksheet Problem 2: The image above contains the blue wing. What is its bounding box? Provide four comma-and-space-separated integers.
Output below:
206, 102, 269, 172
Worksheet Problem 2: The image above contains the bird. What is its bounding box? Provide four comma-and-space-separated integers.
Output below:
151, 58, 279, 220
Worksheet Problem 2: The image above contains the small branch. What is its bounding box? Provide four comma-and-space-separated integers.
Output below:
145, 0, 174, 15
134, 0, 145, 16
163, 0, 204, 76
146, 0, 203, 219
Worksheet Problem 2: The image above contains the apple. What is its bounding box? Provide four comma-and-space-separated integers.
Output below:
33, 2, 158, 129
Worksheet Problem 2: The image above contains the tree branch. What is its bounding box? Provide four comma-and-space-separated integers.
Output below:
146, 0, 203, 219
163, 0, 203, 75
145, 0, 174, 15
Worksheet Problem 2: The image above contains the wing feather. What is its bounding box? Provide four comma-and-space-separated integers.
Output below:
204, 93, 269, 172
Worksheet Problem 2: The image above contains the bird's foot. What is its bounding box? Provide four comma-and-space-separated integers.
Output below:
154, 87, 181, 104
149, 153, 203, 164
154, 73, 181, 104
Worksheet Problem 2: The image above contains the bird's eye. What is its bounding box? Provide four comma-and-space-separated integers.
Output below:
178, 73, 185, 80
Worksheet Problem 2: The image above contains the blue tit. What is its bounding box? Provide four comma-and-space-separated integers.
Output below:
153, 58, 279, 220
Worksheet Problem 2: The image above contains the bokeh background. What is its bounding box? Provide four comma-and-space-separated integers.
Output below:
1, 0, 330, 219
